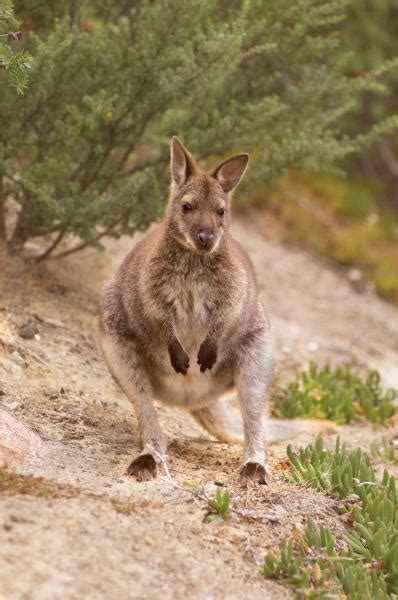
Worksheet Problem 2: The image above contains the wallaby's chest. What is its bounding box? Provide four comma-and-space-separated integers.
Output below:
167, 270, 216, 348
174, 281, 213, 324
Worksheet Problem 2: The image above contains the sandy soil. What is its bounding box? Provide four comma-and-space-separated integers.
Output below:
0, 217, 397, 600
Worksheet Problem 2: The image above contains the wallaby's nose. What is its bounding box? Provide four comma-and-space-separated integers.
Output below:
197, 230, 214, 249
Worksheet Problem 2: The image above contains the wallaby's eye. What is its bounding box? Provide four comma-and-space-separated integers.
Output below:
217, 208, 225, 217
182, 202, 192, 213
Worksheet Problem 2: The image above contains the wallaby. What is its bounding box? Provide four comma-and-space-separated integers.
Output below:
99, 137, 273, 485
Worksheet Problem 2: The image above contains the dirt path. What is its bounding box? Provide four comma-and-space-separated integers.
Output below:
0, 218, 397, 600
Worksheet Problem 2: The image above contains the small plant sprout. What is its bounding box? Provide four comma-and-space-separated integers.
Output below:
262, 520, 339, 593
206, 488, 231, 523
370, 437, 398, 463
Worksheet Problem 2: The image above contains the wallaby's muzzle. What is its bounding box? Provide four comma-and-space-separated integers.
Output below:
196, 229, 215, 252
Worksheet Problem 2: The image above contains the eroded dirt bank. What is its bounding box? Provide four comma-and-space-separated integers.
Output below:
0, 220, 397, 600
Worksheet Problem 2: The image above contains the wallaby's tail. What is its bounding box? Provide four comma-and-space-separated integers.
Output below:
265, 418, 336, 443
191, 400, 244, 444
191, 398, 336, 445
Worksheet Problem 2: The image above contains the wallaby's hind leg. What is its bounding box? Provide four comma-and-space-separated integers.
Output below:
100, 332, 167, 481
191, 399, 243, 444
235, 331, 272, 486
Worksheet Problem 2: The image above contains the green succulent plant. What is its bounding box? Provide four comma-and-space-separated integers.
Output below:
262, 436, 398, 598
271, 363, 396, 425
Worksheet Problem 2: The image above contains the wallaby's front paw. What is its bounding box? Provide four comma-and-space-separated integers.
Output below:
168, 340, 190, 375
197, 339, 217, 372
127, 454, 157, 481
239, 462, 270, 487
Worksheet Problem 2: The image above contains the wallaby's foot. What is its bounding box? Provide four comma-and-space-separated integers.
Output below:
168, 340, 190, 375
197, 338, 217, 372
127, 454, 157, 481
239, 462, 270, 487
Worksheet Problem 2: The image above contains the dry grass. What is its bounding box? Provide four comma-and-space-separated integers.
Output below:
0, 466, 79, 498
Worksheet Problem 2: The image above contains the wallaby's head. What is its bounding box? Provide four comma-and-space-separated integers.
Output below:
165, 137, 248, 255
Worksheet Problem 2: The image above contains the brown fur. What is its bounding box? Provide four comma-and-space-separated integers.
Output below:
99, 137, 272, 485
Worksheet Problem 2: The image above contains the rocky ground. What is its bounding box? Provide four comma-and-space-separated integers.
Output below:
0, 217, 397, 600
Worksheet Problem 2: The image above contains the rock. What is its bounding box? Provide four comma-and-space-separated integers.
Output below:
0, 408, 43, 466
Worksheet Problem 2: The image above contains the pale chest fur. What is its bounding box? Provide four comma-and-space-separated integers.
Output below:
170, 272, 215, 352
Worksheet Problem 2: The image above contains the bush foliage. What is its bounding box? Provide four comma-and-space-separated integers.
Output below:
0, 0, 31, 93
1, 1, 398, 257
342, 0, 398, 207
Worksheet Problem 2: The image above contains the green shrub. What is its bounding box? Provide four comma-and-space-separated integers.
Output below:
341, 0, 398, 209
271, 363, 396, 425
1, 1, 398, 257
0, 0, 31, 93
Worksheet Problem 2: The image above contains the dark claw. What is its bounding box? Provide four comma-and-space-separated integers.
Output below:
197, 339, 217, 372
239, 462, 270, 487
127, 454, 157, 481
168, 340, 190, 375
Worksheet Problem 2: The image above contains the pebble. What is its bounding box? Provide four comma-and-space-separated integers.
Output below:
307, 341, 319, 352
348, 268, 363, 282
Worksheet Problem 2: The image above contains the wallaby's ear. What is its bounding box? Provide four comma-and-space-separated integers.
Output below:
170, 136, 196, 187
212, 154, 249, 193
